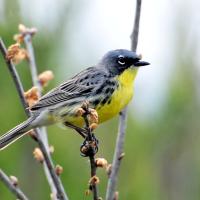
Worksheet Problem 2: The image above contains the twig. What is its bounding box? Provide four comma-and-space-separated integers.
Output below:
35, 130, 68, 200
0, 38, 29, 116
84, 119, 98, 200
81, 104, 99, 200
131, 0, 142, 51
105, 1, 142, 199
0, 38, 68, 200
0, 169, 29, 200
23, 34, 42, 93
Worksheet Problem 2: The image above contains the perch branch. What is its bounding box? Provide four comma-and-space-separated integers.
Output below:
0, 169, 29, 200
0, 38, 68, 200
84, 118, 98, 200
80, 104, 99, 200
105, 0, 142, 199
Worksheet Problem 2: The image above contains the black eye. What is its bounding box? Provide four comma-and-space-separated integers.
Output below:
118, 55, 126, 65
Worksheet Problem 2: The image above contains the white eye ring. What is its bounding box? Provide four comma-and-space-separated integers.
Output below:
118, 55, 125, 65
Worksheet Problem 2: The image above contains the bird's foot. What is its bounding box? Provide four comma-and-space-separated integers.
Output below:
80, 133, 99, 157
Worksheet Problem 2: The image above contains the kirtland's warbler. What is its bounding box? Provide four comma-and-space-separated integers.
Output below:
0, 49, 149, 150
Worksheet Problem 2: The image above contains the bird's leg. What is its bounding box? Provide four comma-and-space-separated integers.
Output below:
63, 121, 87, 138
80, 133, 99, 157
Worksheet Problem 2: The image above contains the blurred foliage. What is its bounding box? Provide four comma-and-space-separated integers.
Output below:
0, 0, 200, 200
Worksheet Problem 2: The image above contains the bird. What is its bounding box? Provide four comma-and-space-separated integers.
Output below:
0, 49, 149, 150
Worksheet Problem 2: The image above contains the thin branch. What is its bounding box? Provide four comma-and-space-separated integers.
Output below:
89, 155, 98, 200
35, 130, 68, 200
0, 38, 68, 200
0, 169, 29, 200
23, 34, 42, 94
131, 0, 142, 52
0, 38, 29, 116
81, 104, 99, 200
105, 1, 142, 199
84, 121, 98, 200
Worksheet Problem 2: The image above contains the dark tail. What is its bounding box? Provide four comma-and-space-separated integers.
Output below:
0, 117, 35, 150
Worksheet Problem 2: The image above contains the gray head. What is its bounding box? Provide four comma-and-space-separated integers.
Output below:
99, 49, 150, 75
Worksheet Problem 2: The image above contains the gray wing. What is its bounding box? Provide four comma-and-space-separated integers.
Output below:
30, 67, 108, 111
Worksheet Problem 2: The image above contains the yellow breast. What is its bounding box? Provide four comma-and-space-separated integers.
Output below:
97, 67, 138, 123
57, 67, 138, 127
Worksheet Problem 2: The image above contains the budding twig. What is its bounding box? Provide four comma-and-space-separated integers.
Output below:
0, 169, 29, 200
105, 0, 142, 199
80, 102, 99, 200
24, 35, 42, 93
0, 38, 29, 115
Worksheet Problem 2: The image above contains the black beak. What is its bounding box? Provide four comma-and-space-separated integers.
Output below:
134, 60, 150, 67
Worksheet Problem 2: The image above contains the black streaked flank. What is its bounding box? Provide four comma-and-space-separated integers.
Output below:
95, 80, 117, 95
101, 96, 110, 105
109, 87, 115, 94
107, 98, 112, 104
92, 99, 100, 107
105, 88, 110, 94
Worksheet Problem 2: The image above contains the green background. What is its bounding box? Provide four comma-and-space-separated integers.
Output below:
0, 0, 200, 200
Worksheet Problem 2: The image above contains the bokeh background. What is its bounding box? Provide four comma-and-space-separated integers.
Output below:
0, 0, 200, 199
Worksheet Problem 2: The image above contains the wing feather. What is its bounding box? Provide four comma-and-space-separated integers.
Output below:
30, 67, 108, 111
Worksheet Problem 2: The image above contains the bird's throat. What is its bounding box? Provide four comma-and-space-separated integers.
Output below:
96, 67, 138, 123
118, 67, 138, 87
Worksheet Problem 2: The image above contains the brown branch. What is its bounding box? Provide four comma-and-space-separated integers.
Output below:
0, 38, 68, 200
81, 104, 99, 200
131, 0, 142, 52
84, 120, 98, 200
0, 38, 29, 116
105, 0, 142, 199
0, 169, 29, 200
35, 130, 68, 200
23, 33, 42, 93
